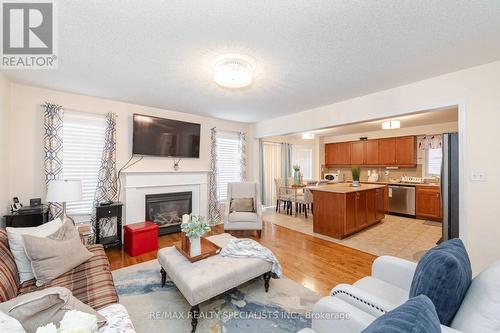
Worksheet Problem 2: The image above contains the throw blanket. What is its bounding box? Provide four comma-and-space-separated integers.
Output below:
220, 238, 282, 278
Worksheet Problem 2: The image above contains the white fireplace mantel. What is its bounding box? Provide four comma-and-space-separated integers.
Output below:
122, 170, 210, 226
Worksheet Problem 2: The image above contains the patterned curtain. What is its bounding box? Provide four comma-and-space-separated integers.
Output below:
208, 128, 221, 224
91, 113, 118, 237
238, 132, 247, 181
43, 102, 64, 220
418, 135, 443, 150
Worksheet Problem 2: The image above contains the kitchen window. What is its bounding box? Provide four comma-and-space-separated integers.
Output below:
426, 148, 442, 176
291, 146, 313, 179
62, 111, 106, 218
216, 131, 242, 201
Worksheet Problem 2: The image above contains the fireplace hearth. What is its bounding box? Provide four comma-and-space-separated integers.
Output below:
145, 192, 192, 235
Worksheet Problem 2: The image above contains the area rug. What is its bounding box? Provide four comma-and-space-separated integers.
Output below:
112, 259, 321, 332
265, 212, 441, 261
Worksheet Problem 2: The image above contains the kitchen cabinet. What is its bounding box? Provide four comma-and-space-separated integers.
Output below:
366, 189, 376, 226
325, 142, 351, 166
363, 182, 389, 213
416, 186, 442, 221
375, 187, 386, 220
350, 141, 364, 165
378, 138, 396, 165
325, 143, 337, 166
356, 190, 368, 229
345, 193, 357, 235
325, 136, 416, 167
383, 185, 389, 213
364, 140, 379, 165
395, 136, 416, 166
311, 185, 385, 239
337, 142, 351, 165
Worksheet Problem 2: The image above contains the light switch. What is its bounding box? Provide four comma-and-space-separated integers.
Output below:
471, 172, 486, 182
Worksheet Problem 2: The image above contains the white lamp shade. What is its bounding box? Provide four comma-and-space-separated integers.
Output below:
46, 180, 82, 203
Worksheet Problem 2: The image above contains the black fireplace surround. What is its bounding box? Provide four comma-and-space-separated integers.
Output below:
145, 191, 192, 236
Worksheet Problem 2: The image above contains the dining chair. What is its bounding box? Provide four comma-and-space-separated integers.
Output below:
274, 178, 292, 214
293, 188, 314, 218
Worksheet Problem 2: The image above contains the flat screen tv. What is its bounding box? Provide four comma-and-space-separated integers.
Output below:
132, 114, 200, 158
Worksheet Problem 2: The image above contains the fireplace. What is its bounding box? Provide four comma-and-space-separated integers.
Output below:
145, 191, 192, 235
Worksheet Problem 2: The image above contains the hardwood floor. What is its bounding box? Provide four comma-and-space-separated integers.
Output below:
106, 220, 376, 296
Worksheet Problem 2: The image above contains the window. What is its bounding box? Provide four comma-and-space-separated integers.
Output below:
216, 131, 242, 201
62, 112, 106, 216
426, 148, 442, 176
291, 146, 313, 179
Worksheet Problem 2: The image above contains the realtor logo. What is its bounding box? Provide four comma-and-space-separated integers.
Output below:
1, 0, 57, 68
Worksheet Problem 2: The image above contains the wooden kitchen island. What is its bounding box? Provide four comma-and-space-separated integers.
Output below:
309, 183, 386, 239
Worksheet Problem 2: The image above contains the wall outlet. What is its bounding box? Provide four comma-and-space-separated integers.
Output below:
471, 171, 486, 182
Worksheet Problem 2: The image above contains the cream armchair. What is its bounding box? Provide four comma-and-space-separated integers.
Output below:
223, 182, 262, 237
298, 255, 500, 333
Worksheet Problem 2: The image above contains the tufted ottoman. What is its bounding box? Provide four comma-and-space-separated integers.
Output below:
157, 233, 273, 332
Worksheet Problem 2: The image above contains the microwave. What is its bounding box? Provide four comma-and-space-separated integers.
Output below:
323, 173, 342, 182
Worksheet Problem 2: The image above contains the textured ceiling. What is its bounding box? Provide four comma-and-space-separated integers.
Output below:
3, 1, 500, 123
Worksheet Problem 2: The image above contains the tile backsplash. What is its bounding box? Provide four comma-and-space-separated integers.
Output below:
325, 165, 426, 182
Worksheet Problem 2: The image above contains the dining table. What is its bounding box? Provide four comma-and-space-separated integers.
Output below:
281, 183, 307, 216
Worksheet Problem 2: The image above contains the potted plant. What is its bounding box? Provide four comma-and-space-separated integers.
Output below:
292, 164, 301, 185
351, 166, 361, 187
181, 215, 211, 256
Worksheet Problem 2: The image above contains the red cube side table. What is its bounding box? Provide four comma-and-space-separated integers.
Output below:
124, 221, 158, 257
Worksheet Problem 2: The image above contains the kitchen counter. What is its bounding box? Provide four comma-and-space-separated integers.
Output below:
308, 183, 386, 194
309, 184, 385, 239
360, 181, 440, 187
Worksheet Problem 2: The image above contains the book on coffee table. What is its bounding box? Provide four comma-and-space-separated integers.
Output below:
175, 236, 221, 263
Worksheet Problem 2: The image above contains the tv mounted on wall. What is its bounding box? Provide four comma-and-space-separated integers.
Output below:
132, 114, 200, 158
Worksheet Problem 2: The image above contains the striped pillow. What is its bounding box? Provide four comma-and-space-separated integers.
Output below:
0, 229, 20, 302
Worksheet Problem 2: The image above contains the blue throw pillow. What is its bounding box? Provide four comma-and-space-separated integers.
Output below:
409, 238, 472, 326
362, 295, 440, 333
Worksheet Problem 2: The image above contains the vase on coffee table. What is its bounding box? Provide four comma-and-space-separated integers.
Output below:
180, 214, 211, 258
189, 237, 201, 257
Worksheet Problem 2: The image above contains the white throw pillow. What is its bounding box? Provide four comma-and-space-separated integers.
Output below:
451, 260, 500, 333
0, 310, 26, 333
6, 218, 63, 283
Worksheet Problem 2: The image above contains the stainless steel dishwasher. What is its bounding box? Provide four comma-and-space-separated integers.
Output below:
388, 185, 416, 216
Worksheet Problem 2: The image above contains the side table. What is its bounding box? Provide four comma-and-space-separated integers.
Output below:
95, 202, 123, 249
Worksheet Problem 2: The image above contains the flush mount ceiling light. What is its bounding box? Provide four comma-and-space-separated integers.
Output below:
382, 120, 401, 130
302, 133, 315, 140
212, 53, 256, 89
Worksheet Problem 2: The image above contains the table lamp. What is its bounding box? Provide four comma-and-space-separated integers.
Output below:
46, 180, 82, 225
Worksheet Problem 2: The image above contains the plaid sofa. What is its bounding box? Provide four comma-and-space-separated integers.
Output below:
0, 228, 118, 309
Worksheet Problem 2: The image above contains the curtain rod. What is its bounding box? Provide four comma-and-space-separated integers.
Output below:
40, 104, 118, 117
262, 140, 285, 145
211, 127, 244, 134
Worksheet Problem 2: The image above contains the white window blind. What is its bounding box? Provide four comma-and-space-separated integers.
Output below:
216, 131, 241, 201
291, 146, 313, 179
426, 148, 442, 176
62, 112, 106, 216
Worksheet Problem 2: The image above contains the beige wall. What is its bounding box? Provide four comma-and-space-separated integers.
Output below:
8, 83, 252, 204
253, 60, 500, 274
0, 73, 11, 220
264, 135, 321, 180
